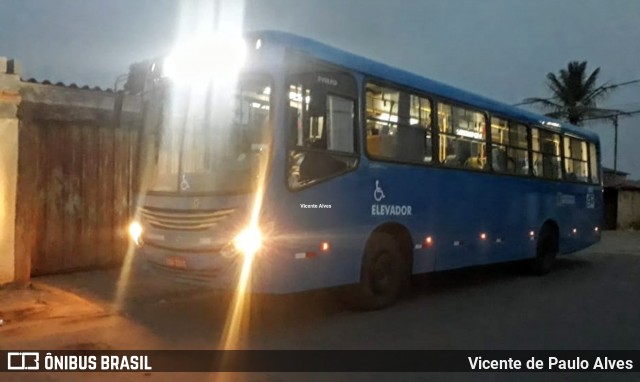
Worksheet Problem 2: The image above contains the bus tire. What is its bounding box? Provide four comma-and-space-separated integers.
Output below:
530, 225, 558, 275
348, 233, 408, 310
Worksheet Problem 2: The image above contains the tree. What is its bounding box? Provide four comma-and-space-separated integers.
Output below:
524, 61, 612, 126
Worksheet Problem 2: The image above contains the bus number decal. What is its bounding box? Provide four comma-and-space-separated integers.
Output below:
317, 75, 338, 86
586, 191, 595, 209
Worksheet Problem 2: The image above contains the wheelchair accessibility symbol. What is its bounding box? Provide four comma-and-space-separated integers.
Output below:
370, 180, 412, 216
180, 174, 191, 192
373, 180, 386, 202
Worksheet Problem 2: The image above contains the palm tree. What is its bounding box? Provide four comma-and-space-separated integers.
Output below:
524, 61, 612, 126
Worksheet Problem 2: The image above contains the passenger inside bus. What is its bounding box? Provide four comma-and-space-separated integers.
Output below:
396, 124, 426, 163
446, 141, 472, 168
443, 144, 460, 166
492, 147, 507, 172
464, 155, 484, 170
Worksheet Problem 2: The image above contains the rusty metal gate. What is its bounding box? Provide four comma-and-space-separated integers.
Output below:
15, 102, 139, 276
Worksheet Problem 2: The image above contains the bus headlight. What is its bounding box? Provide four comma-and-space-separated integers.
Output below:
129, 221, 143, 246
233, 226, 262, 256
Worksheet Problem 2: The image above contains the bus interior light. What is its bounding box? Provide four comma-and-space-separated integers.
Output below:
455, 129, 483, 140
289, 91, 311, 103
379, 113, 398, 123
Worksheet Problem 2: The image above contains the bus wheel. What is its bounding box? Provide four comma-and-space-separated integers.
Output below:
530, 225, 558, 275
349, 233, 408, 310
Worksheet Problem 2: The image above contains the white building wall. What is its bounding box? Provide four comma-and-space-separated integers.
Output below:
0, 59, 20, 284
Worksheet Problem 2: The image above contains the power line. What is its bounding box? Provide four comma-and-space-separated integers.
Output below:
608, 78, 640, 89
583, 108, 640, 172
512, 78, 640, 106
582, 108, 640, 122
599, 101, 640, 110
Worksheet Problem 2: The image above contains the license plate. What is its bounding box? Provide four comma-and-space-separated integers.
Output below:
165, 256, 187, 269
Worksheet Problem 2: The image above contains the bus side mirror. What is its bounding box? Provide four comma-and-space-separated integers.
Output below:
124, 61, 149, 94
124, 59, 161, 95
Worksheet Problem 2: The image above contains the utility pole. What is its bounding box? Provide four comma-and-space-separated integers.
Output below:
612, 115, 619, 172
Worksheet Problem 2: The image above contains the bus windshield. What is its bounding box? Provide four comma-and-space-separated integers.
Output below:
149, 74, 271, 194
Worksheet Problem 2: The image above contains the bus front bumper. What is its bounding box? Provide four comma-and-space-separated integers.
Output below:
137, 244, 288, 293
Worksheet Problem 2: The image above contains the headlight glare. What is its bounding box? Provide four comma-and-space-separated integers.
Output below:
129, 221, 143, 245
233, 226, 262, 256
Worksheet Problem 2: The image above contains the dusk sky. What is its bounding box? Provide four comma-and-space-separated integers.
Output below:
1, 0, 639, 176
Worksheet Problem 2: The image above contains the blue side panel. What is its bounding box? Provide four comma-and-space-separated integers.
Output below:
257, 158, 602, 293
138, 155, 602, 294
260, 170, 371, 292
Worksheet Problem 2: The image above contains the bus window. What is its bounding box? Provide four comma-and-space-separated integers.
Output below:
509, 123, 529, 175
150, 75, 271, 193
327, 95, 355, 152
365, 83, 432, 164
366, 84, 399, 159
564, 137, 589, 182
287, 72, 357, 189
408, 94, 433, 163
589, 142, 600, 183
491, 118, 528, 175
439, 103, 486, 170
491, 117, 509, 172
531, 128, 562, 180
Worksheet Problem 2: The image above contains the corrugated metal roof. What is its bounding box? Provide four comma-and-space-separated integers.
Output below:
603, 167, 629, 176
23, 78, 113, 93
606, 180, 640, 190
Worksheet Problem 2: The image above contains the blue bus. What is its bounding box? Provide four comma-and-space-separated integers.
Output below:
130, 31, 602, 309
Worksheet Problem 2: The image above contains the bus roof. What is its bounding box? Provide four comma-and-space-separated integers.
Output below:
248, 30, 599, 143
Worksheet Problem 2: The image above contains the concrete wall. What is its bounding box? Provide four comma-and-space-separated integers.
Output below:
617, 190, 640, 229
0, 58, 20, 285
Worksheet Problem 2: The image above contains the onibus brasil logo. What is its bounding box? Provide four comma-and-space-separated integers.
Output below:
6, 351, 152, 371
